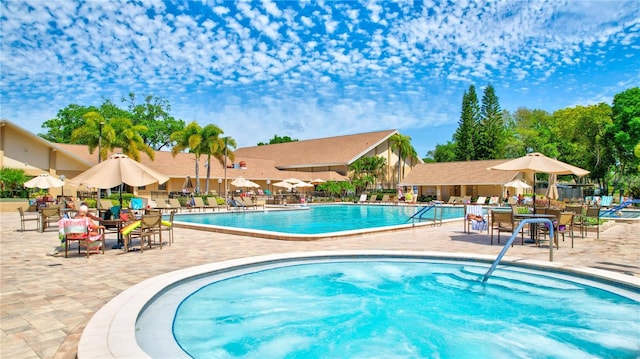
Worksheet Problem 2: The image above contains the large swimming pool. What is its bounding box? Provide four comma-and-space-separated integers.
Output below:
174, 205, 465, 237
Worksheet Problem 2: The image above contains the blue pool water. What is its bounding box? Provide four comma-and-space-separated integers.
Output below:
175, 205, 464, 234
136, 259, 640, 358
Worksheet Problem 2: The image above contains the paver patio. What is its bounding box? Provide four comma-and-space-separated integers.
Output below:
1, 210, 638, 358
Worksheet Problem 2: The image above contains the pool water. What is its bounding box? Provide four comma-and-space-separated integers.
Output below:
136, 259, 640, 358
175, 205, 464, 234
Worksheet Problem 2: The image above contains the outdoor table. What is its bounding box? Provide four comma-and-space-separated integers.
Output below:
100, 219, 125, 246
514, 213, 556, 244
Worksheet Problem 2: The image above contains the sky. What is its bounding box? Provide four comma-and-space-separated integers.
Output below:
1, 0, 639, 156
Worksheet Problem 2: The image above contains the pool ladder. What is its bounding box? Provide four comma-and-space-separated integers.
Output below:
408, 204, 443, 226
482, 218, 554, 283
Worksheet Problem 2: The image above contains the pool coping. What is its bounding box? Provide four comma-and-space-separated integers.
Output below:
77, 250, 640, 359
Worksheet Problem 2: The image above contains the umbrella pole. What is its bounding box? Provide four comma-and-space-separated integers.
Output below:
119, 184, 123, 210
532, 174, 536, 215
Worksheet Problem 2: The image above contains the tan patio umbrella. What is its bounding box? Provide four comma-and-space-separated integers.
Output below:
282, 178, 306, 185
231, 177, 260, 188
310, 178, 326, 185
24, 173, 64, 189
489, 152, 589, 211
67, 153, 169, 207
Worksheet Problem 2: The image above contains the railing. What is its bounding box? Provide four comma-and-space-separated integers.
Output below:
482, 218, 554, 283
408, 205, 434, 220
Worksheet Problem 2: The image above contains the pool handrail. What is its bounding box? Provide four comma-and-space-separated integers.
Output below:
482, 218, 554, 283
407, 204, 439, 221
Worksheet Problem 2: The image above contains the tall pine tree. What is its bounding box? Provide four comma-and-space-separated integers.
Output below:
453, 85, 479, 161
476, 84, 506, 160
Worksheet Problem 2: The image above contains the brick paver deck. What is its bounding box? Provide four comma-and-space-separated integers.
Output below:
1, 210, 638, 358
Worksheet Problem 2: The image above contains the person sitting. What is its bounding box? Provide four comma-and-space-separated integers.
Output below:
75, 205, 104, 239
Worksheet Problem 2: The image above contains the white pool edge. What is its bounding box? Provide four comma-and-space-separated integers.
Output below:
77, 250, 640, 359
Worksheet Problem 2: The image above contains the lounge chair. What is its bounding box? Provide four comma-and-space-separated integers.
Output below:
233, 196, 257, 209
600, 196, 613, 207
460, 196, 472, 205
474, 196, 486, 205
358, 194, 368, 203
488, 196, 500, 205
59, 217, 105, 258
367, 194, 378, 203
167, 198, 188, 212
447, 196, 460, 204
192, 197, 219, 212
378, 194, 390, 204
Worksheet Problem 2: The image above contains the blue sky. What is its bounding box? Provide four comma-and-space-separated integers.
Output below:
1, 0, 639, 155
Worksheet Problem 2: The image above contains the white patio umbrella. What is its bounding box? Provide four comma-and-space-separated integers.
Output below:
293, 182, 314, 188
503, 180, 532, 190
24, 174, 64, 189
310, 178, 326, 185
489, 152, 589, 211
231, 177, 260, 188
272, 181, 294, 190
67, 153, 169, 208
282, 178, 306, 185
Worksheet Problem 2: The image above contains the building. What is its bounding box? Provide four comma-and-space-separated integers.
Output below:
1, 120, 420, 200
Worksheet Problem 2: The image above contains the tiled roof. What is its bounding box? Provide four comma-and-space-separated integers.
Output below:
234, 129, 399, 168
400, 159, 520, 186
56, 144, 349, 181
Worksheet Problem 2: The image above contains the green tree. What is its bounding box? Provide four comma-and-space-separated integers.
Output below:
606, 87, 640, 180
389, 133, 417, 184
257, 134, 299, 146
71, 111, 153, 162
0, 168, 29, 197
509, 108, 555, 156
425, 141, 457, 162
552, 104, 613, 188
453, 85, 479, 160
38, 104, 95, 143
123, 93, 186, 151
476, 84, 505, 160
349, 156, 386, 193
171, 122, 206, 193
199, 124, 224, 194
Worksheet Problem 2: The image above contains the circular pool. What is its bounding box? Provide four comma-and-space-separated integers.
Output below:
78, 251, 640, 358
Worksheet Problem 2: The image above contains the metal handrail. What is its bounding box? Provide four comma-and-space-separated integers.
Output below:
482, 218, 554, 283
407, 204, 436, 221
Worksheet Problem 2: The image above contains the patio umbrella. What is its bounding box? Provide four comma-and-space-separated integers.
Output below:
310, 178, 326, 185
282, 178, 306, 185
272, 181, 294, 190
231, 177, 260, 188
489, 152, 589, 211
67, 153, 169, 208
24, 173, 64, 189
503, 180, 532, 190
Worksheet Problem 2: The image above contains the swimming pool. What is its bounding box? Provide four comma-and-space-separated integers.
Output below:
174, 204, 465, 239
77, 252, 640, 358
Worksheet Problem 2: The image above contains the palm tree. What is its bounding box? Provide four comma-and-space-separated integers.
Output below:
72, 111, 153, 161
214, 136, 237, 200
199, 124, 224, 194
171, 122, 205, 194
389, 133, 416, 185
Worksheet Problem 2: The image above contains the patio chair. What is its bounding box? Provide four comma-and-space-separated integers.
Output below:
460, 196, 472, 205
161, 211, 175, 245
474, 196, 486, 205
564, 204, 585, 238
18, 206, 40, 232
367, 194, 378, 203
193, 197, 219, 212
583, 207, 600, 239
129, 214, 162, 252
488, 196, 500, 205
556, 212, 575, 248
358, 194, 368, 203
447, 196, 459, 204
379, 194, 391, 204
60, 217, 105, 258
490, 208, 523, 246
600, 196, 613, 208
40, 207, 61, 232
464, 205, 487, 233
